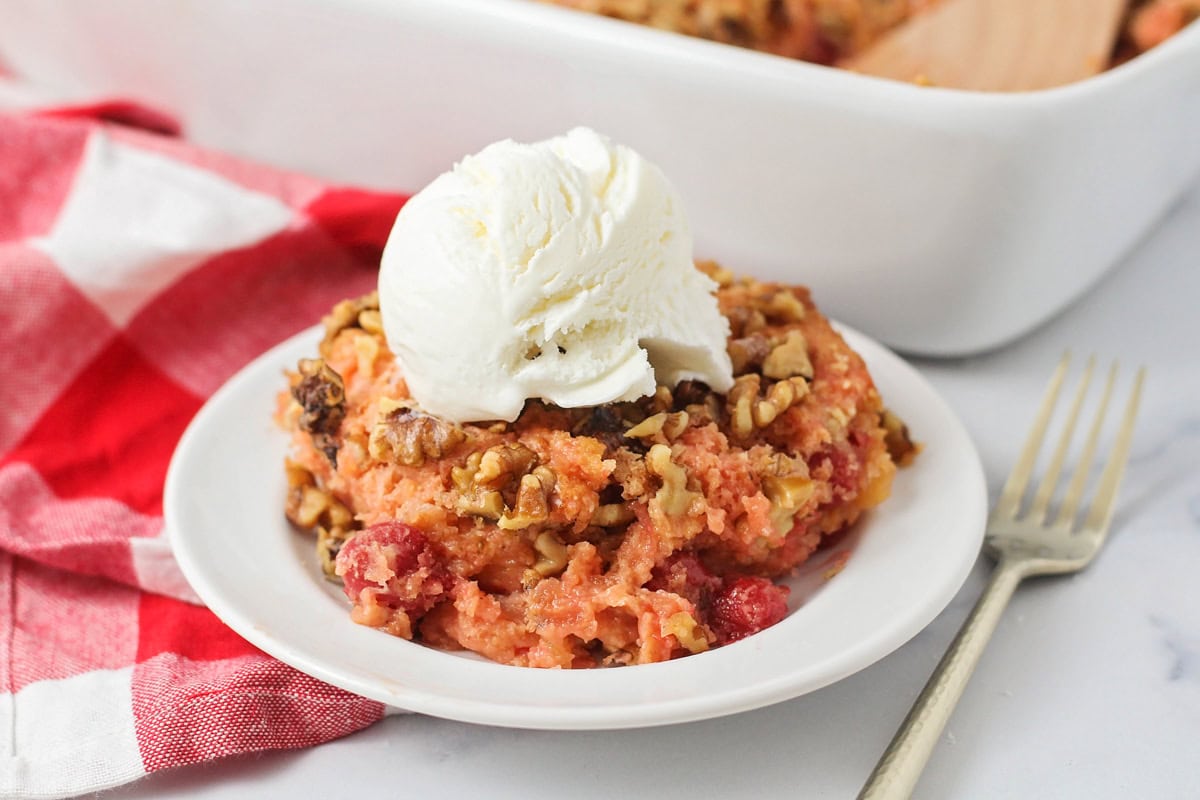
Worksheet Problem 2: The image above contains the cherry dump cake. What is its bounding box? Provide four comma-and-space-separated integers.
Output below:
280, 264, 915, 668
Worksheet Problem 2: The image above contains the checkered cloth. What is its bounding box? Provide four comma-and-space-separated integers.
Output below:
0, 104, 410, 798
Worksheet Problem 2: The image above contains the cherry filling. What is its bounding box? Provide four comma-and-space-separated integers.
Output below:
647, 552, 723, 609
336, 521, 453, 622
649, 553, 791, 646
710, 576, 791, 644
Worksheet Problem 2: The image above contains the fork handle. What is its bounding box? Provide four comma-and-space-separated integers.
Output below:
858, 559, 1026, 800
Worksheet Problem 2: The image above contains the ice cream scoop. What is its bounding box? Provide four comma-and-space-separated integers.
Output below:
378, 127, 734, 423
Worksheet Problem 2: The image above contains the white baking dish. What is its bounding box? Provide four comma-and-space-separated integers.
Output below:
2, 0, 1197, 355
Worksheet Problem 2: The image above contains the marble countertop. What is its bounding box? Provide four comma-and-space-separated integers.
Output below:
99, 181, 1200, 800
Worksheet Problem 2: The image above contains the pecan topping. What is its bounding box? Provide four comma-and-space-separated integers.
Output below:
368, 399, 466, 467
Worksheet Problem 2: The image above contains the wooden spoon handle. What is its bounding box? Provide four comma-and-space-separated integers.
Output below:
846, 0, 1128, 92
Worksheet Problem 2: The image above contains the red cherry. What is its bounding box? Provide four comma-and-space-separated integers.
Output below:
710, 576, 790, 644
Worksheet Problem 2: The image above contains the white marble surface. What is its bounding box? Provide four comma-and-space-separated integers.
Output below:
97, 181, 1200, 800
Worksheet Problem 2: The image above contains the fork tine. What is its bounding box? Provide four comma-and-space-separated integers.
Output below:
993, 353, 1070, 520
1053, 362, 1118, 528
1027, 356, 1094, 524
1080, 366, 1146, 533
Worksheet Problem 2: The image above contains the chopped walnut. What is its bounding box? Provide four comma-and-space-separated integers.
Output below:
292, 358, 345, 464
610, 447, 652, 502
664, 611, 711, 654
368, 399, 466, 467
726, 305, 768, 339
759, 288, 807, 324
451, 452, 501, 518
321, 291, 381, 352
647, 385, 675, 414
625, 410, 690, 443
762, 474, 816, 534
498, 469, 555, 530
728, 334, 773, 375
727, 374, 760, 438
284, 459, 358, 577
457, 487, 506, 520
453, 444, 555, 528
357, 309, 384, 335
530, 531, 569, 576
476, 443, 538, 486
646, 444, 700, 517
689, 399, 724, 428
591, 503, 636, 528
762, 330, 814, 380
729, 373, 810, 438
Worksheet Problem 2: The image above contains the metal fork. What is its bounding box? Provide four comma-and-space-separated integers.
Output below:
858, 355, 1145, 800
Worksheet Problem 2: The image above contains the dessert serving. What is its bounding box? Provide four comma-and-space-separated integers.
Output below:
279, 129, 915, 669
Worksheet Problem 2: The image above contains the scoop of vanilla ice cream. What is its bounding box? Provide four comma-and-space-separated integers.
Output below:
378, 127, 734, 423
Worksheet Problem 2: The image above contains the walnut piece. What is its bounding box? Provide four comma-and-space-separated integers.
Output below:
646, 444, 700, 517
624, 410, 690, 442
368, 399, 466, 467
664, 611, 710, 654
284, 459, 357, 578
498, 469, 555, 530
292, 358, 345, 464
763, 474, 816, 534
321, 291, 380, 350
591, 502, 636, 528
453, 444, 555, 529
529, 531, 569, 577
726, 305, 768, 339
759, 288, 807, 324
728, 334, 773, 375
762, 330, 814, 380
728, 373, 811, 438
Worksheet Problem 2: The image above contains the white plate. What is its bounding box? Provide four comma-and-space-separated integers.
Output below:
165, 323, 986, 730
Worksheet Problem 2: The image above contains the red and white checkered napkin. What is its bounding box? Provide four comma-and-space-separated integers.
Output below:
0, 105, 410, 798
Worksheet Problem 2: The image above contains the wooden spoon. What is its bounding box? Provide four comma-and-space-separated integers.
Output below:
845, 0, 1129, 92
